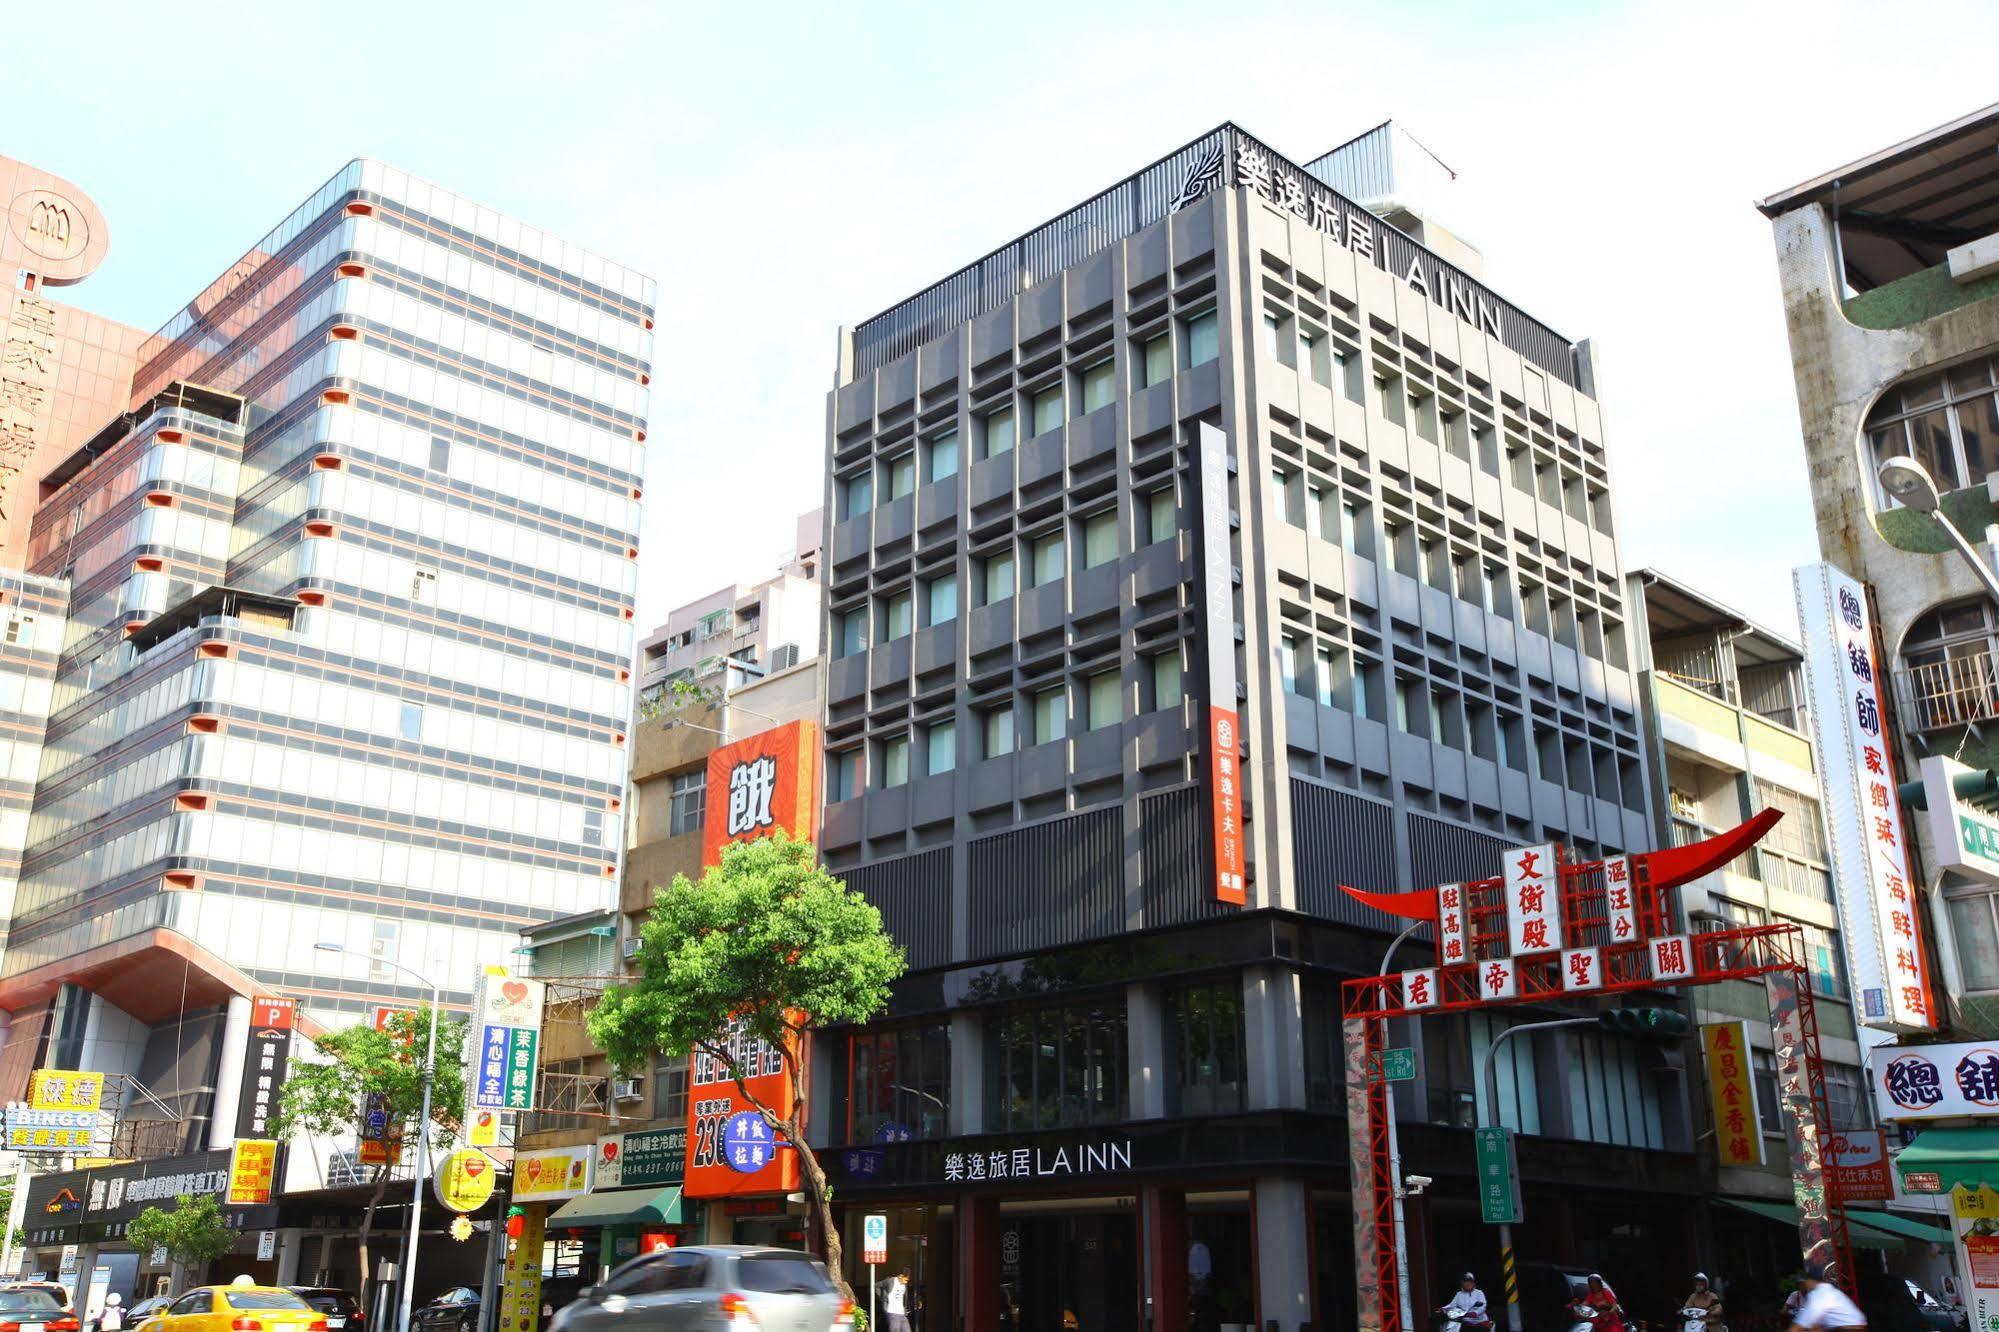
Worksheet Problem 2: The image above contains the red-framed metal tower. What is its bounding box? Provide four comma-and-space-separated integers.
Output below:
1337, 816, 1853, 1332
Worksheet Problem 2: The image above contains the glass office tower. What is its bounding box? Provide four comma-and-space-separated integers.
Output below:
0, 160, 654, 1081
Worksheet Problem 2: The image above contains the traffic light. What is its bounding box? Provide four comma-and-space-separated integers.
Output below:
1898, 768, 1999, 810
1598, 1007, 1691, 1037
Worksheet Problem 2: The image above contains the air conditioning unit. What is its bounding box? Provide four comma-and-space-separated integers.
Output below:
612, 1077, 644, 1103
620, 936, 641, 959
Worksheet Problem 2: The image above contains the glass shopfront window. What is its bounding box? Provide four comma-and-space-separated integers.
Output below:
1165, 979, 1245, 1115
989, 998, 1128, 1131
848, 1021, 951, 1143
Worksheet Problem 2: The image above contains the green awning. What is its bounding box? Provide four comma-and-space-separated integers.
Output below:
1847, 1208, 1954, 1246
1896, 1127, 1999, 1192
547, 1186, 682, 1227
1716, 1198, 1902, 1250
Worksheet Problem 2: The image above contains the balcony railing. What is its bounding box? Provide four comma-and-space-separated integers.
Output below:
1895, 649, 1999, 732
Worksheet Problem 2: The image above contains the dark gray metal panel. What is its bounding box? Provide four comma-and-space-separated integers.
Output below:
967, 805, 1123, 959
1139, 784, 1234, 927
1407, 810, 1511, 888
1290, 777, 1398, 928
842, 848, 953, 971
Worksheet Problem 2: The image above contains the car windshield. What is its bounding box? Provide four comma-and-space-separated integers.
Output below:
224, 1292, 310, 1311
297, 1295, 353, 1313
734, 1254, 833, 1295
0, 1292, 61, 1314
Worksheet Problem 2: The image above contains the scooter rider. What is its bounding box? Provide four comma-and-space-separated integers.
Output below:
1441, 1273, 1493, 1330
1574, 1274, 1627, 1332
1683, 1273, 1726, 1332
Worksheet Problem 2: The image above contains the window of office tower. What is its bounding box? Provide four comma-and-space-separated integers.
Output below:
1867, 355, 1999, 503
1166, 979, 1245, 1115
989, 998, 1128, 1130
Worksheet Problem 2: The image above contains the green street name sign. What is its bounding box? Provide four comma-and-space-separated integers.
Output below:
1379, 1047, 1418, 1082
1475, 1125, 1522, 1224
1960, 811, 1999, 868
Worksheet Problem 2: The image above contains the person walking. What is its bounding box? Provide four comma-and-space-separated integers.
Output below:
99, 1294, 124, 1332
878, 1268, 914, 1332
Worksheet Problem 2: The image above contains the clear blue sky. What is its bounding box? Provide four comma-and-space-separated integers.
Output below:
10, 0, 1996, 634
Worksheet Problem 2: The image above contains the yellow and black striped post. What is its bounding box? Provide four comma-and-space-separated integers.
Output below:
1500, 1229, 1522, 1331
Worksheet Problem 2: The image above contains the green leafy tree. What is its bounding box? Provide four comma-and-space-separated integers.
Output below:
128, 1194, 236, 1285
588, 834, 905, 1299
272, 1008, 467, 1312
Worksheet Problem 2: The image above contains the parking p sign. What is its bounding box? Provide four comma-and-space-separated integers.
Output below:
863, 1213, 888, 1265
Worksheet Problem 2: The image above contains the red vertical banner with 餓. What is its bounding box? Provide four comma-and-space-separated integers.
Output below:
700, 719, 821, 869
1197, 422, 1245, 905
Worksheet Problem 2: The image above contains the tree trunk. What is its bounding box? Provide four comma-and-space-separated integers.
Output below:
787, 1123, 852, 1304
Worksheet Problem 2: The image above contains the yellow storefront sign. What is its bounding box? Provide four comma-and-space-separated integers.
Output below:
1955, 1185, 1999, 1219
28, 1070, 103, 1113
434, 1149, 497, 1213
226, 1139, 277, 1205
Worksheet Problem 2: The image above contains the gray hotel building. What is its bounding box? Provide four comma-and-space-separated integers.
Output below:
812, 124, 1706, 1330
0, 159, 653, 1168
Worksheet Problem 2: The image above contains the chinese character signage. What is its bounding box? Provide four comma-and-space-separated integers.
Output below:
1479, 957, 1517, 1001
26, 1070, 102, 1113
596, 1128, 685, 1190
1437, 884, 1468, 966
498, 1202, 545, 1332
1650, 933, 1694, 982
684, 1017, 799, 1200
225, 1139, 277, 1206
939, 1137, 1134, 1185
464, 968, 543, 1116
1870, 1041, 1999, 1120
236, 996, 294, 1140
1794, 563, 1936, 1033
1502, 843, 1562, 956
1474, 1127, 1521, 1224
1701, 1021, 1764, 1167
1828, 1129, 1891, 1202
700, 720, 821, 869
4, 1108, 95, 1151
512, 1145, 591, 1202
1196, 423, 1245, 905
1602, 856, 1639, 945
1562, 947, 1602, 993
1401, 968, 1438, 1011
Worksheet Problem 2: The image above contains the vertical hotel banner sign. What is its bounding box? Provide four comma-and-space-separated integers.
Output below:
1196, 421, 1244, 905
1701, 1020, 1764, 1167
701, 719, 821, 869
1794, 563, 1937, 1033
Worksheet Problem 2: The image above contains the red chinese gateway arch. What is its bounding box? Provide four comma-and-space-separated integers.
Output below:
1338, 810, 1853, 1332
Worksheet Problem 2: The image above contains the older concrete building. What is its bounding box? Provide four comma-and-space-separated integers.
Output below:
812, 121, 1712, 1332
636, 509, 822, 696
1759, 103, 1999, 1035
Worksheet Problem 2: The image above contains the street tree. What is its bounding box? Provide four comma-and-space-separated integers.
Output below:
127, 1193, 236, 1288
588, 833, 905, 1299
272, 1008, 466, 1314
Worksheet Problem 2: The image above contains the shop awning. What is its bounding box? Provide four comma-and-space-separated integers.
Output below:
1846, 1208, 1954, 1246
548, 1186, 682, 1228
1715, 1198, 1902, 1250
1896, 1127, 1999, 1192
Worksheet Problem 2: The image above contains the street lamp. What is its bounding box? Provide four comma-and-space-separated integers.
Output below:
317, 942, 440, 1332
1877, 455, 1999, 605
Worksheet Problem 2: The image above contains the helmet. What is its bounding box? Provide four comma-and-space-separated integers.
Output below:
1587, 1274, 1605, 1288
1462, 1273, 1478, 1283
1693, 1274, 1709, 1285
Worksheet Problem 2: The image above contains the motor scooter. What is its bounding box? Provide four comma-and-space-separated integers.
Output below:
1677, 1305, 1721, 1332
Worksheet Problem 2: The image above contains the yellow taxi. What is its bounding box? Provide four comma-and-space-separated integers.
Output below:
132, 1285, 328, 1332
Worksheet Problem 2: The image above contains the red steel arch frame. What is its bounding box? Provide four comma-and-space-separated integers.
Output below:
1338, 816, 1853, 1332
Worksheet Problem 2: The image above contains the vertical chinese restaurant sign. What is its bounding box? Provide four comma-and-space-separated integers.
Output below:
1197, 422, 1244, 905
1502, 843, 1561, 956
1794, 563, 1936, 1033
684, 1019, 800, 1199
1701, 1020, 1764, 1167
462, 966, 544, 1139
701, 719, 820, 869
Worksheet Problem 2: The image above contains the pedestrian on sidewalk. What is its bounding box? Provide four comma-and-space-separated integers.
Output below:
878, 1268, 913, 1332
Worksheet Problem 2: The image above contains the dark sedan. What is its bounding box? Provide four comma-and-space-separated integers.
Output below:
410, 1288, 479, 1332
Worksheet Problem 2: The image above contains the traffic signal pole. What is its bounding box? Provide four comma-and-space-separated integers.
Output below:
1478, 1018, 1595, 1332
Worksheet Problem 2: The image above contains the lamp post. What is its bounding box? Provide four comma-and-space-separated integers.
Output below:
317, 942, 440, 1332
1379, 922, 1421, 1331
1877, 455, 1999, 605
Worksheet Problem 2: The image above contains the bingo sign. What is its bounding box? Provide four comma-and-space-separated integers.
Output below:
722, 1111, 780, 1175
1873, 1042, 1999, 1121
